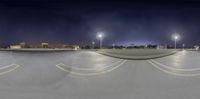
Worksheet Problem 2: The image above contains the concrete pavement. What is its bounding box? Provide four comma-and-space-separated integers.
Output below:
0, 50, 199, 99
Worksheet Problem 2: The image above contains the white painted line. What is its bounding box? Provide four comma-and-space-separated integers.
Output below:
56, 60, 127, 76
0, 64, 19, 70
0, 64, 20, 76
147, 60, 200, 77
150, 59, 200, 71
57, 59, 124, 71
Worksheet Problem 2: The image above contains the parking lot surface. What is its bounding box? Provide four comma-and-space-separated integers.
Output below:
0, 50, 199, 99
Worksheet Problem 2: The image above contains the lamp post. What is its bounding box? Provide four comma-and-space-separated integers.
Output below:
112, 43, 115, 49
92, 41, 95, 49
173, 34, 179, 49
97, 33, 103, 49
182, 43, 185, 50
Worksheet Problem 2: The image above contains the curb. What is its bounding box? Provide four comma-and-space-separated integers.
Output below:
97, 51, 177, 60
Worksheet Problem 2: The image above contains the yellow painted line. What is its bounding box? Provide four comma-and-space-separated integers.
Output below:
57, 59, 124, 71
147, 60, 200, 77
150, 59, 200, 71
0, 64, 20, 76
56, 60, 127, 76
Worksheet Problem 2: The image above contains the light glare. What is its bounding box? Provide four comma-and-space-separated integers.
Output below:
173, 34, 180, 40
98, 34, 103, 38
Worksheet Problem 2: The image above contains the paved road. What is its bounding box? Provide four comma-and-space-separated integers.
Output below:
0, 50, 199, 99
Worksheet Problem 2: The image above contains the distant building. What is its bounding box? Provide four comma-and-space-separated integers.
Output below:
9, 42, 79, 49
20, 42, 26, 48
73, 45, 80, 50
49, 44, 80, 50
48, 44, 63, 48
157, 44, 167, 49
10, 45, 21, 49
48, 44, 73, 48
62, 44, 71, 48
41, 43, 49, 48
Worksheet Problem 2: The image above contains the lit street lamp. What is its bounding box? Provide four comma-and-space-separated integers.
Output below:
97, 33, 103, 49
112, 43, 115, 49
182, 43, 185, 50
92, 41, 95, 49
173, 34, 180, 49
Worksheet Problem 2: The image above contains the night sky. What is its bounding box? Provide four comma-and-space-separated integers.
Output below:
0, 0, 200, 47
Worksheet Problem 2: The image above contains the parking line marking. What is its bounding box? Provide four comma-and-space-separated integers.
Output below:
57, 59, 124, 71
0, 64, 20, 76
56, 60, 126, 76
150, 59, 200, 71
147, 60, 200, 77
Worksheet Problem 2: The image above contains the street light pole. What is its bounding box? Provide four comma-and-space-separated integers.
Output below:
175, 38, 177, 49
173, 34, 179, 49
97, 33, 103, 49
182, 44, 185, 50
92, 41, 95, 49
100, 37, 102, 49
112, 43, 115, 49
